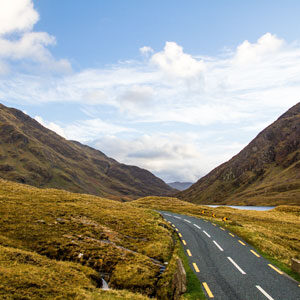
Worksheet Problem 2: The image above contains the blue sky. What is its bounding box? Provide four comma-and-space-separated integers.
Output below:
1, 0, 300, 182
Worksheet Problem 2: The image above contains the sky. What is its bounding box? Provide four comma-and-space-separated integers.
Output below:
0, 0, 300, 183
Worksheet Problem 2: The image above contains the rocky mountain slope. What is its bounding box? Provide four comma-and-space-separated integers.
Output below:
177, 102, 300, 206
0, 103, 174, 199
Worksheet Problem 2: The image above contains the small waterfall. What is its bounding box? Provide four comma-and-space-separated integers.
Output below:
101, 278, 109, 290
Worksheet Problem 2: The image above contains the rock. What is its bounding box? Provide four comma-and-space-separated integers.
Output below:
172, 258, 186, 300
62, 234, 74, 239
291, 258, 300, 274
56, 218, 65, 224
0, 164, 14, 171
36, 219, 46, 224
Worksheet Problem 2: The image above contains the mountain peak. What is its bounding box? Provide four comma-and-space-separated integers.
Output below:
177, 103, 300, 206
0, 103, 175, 199
277, 102, 300, 120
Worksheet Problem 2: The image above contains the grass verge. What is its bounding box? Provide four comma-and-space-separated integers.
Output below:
178, 241, 206, 300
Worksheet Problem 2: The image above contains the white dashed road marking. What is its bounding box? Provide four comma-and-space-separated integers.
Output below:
203, 230, 211, 238
227, 257, 246, 274
256, 285, 275, 300
213, 240, 224, 251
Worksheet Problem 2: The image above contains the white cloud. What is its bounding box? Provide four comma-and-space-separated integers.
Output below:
234, 33, 284, 66
91, 133, 205, 182
34, 116, 134, 144
0, 32, 71, 72
89, 133, 244, 182
32, 113, 247, 182
63, 119, 133, 143
0, 60, 9, 74
6, 34, 299, 124
35, 115, 67, 138
140, 46, 154, 55
151, 41, 205, 78
0, 0, 39, 35
0, 0, 71, 73
2, 33, 300, 181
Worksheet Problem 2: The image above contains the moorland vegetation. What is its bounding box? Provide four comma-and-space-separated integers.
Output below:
0, 179, 180, 299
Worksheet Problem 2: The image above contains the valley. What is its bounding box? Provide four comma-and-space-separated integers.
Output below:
1, 177, 299, 299
0, 102, 300, 299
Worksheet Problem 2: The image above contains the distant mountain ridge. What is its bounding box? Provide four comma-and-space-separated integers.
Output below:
0, 103, 175, 199
177, 102, 300, 206
167, 181, 193, 191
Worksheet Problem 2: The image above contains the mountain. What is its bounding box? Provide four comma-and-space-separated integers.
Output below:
0, 103, 174, 199
177, 102, 300, 206
167, 181, 193, 191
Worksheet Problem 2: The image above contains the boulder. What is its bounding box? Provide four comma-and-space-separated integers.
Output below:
172, 258, 186, 300
291, 258, 300, 274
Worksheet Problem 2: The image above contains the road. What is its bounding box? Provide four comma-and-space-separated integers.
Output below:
160, 211, 300, 300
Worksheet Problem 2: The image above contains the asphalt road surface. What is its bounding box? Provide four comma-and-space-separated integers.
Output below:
160, 211, 300, 300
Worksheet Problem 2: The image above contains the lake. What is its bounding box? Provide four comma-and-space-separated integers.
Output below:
205, 205, 275, 211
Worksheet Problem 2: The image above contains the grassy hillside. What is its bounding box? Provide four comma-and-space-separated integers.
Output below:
131, 196, 300, 278
0, 244, 152, 300
177, 102, 300, 206
0, 179, 178, 299
0, 103, 175, 200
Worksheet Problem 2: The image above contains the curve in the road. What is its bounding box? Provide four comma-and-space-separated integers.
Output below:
160, 211, 300, 300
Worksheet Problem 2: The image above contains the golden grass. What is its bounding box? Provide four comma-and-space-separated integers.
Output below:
0, 179, 175, 298
0, 244, 152, 299
0, 245, 98, 300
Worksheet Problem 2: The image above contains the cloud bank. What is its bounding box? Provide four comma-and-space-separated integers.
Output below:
0, 2, 299, 182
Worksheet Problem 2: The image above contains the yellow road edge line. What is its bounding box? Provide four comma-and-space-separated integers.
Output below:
175, 228, 179, 232
212, 223, 216, 226
268, 264, 283, 274
203, 282, 214, 298
187, 249, 192, 256
229, 233, 235, 237
220, 227, 225, 231
172, 224, 175, 227
250, 250, 260, 258
182, 240, 187, 245
239, 240, 246, 246
193, 262, 200, 272
178, 233, 182, 238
